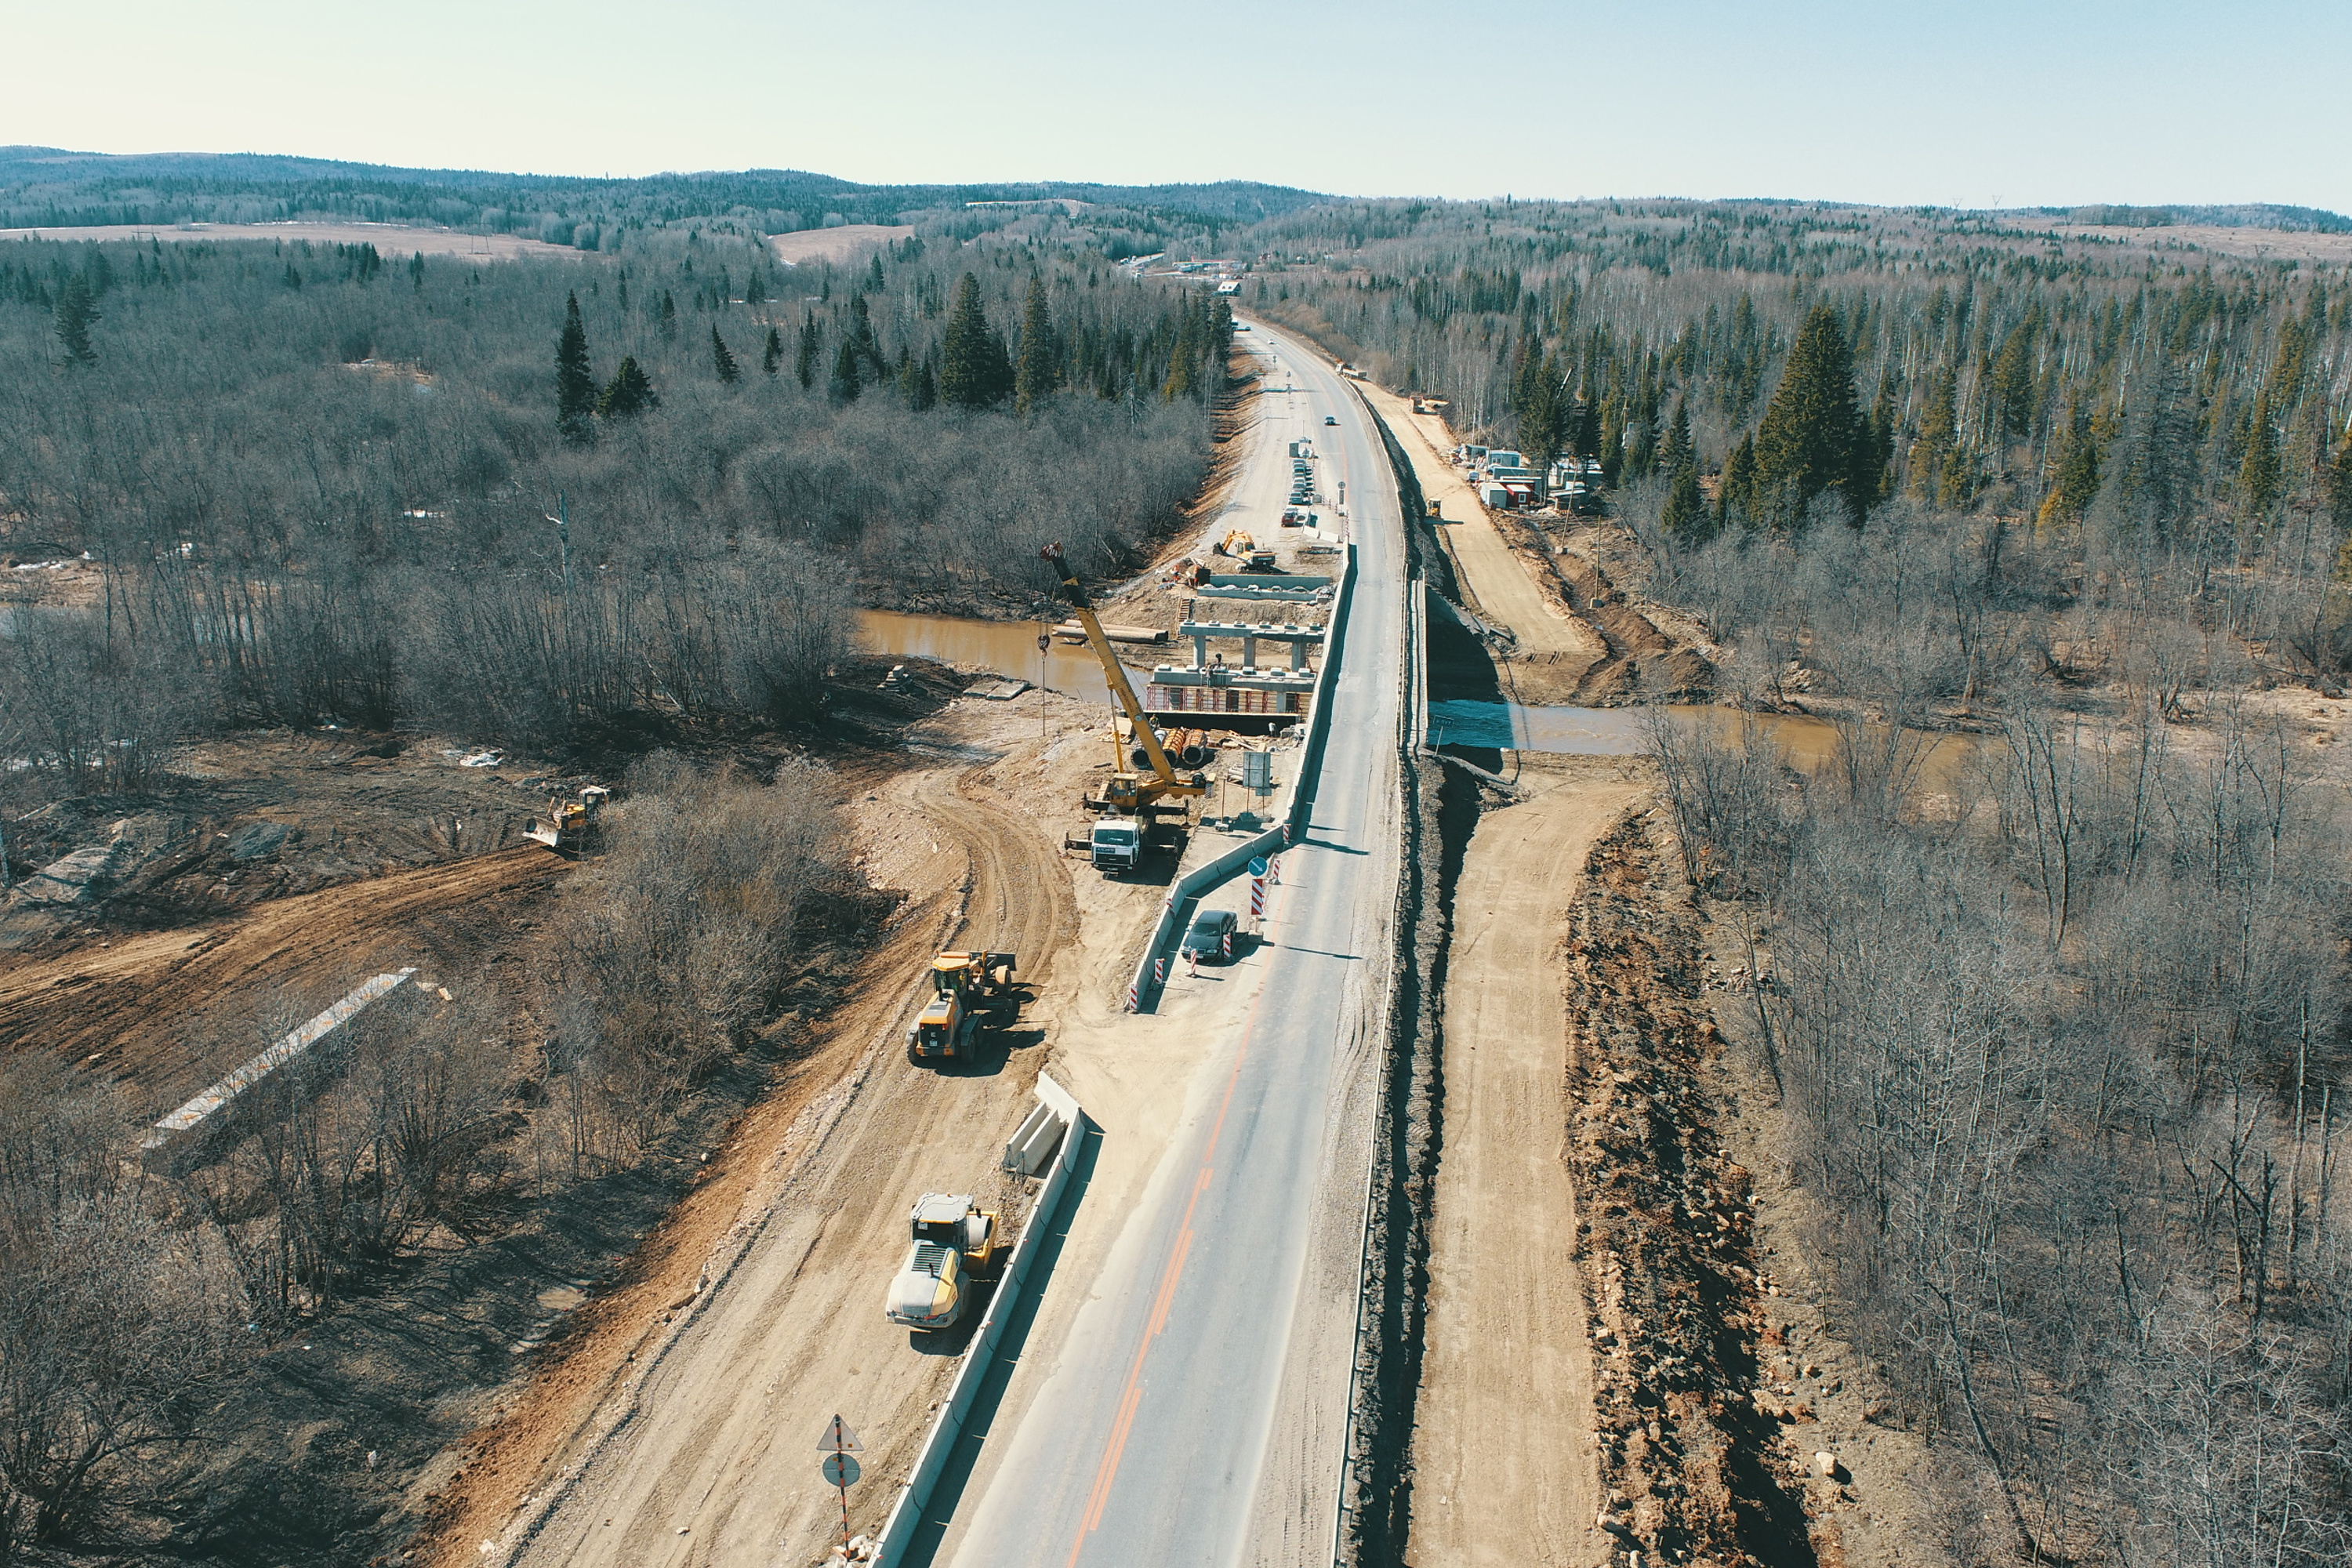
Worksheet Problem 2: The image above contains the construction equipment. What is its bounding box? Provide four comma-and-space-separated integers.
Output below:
1040, 543, 1209, 818
524, 785, 609, 856
883, 1192, 1002, 1331
1225, 530, 1279, 572
906, 949, 1018, 1064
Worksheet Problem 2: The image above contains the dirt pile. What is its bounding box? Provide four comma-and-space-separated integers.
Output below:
1565, 814, 1828, 1568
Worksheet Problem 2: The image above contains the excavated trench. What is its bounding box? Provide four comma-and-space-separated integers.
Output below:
1338, 405, 1485, 1565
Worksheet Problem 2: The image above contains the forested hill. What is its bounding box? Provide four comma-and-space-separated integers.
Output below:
0, 146, 1325, 236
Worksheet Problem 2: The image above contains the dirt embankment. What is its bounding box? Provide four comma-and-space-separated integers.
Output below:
0, 845, 562, 1115
1564, 813, 1847, 1567
1345, 379, 1718, 707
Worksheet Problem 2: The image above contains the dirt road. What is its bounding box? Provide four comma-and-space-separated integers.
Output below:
0, 846, 562, 1115
1356, 383, 1606, 684
1409, 757, 1640, 1566
423, 751, 1080, 1568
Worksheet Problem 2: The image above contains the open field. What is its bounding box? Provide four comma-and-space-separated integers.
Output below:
767, 223, 915, 266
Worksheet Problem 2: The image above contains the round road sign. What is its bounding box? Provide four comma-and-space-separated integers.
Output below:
822, 1452, 862, 1488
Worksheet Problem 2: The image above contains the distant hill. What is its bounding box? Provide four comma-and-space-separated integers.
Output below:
0, 147, 1327, 236
2014, 201, 2351, 233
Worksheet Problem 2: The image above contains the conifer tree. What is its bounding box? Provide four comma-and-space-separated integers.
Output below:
556, 291, 597, 435
762, 325, 783, 376
2328, 435, 2352, 531
940, 274, 1010, 409
1015, 276, 1059, 415
282, 263, 303, 291
1909, 367, 1958, 503
1658, 397, 1694, 481
848, 296, 886, 379
908, 354, 938, 412
1718, 432, 1758, 528
1513, 346, 1565, 478
795, 310, 820, 389
832, 339, 863, 403
408, 251, 425, 291
1755, 305, 1870, 527
1662, 463, 1709, 542
596, 356, 658, 419
658, 289, 677, 342
53, 276, 99, 365
2239, 392, 2282, 514
2038, 407, 2102, 528
710, 325, 739, 384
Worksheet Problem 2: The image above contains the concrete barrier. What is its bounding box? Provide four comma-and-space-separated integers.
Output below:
872, 1074, 1089, 1567
140, 968, 417, 1175
1123, 540, 1359, 1012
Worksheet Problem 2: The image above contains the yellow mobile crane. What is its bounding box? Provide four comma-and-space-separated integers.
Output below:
1040, 543, 1207, 843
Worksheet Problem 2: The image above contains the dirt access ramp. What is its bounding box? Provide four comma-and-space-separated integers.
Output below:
1408, 754, 1646, 1566
416, 731, 1084, 1568
0, 846, 562, 1115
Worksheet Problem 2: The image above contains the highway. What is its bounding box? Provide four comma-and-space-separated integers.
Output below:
945, 324, 1407, 1568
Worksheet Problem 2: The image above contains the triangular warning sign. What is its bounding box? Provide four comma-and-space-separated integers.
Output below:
817, 1414, 863, 1452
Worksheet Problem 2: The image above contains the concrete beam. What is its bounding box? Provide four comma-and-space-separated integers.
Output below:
140, 968, 418, 1175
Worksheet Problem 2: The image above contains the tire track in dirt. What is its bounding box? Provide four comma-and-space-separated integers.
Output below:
0, 846, 564, 1113
419, 754, 1079, 1568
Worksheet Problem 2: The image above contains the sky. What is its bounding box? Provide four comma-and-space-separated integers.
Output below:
5, 0, 2347, 214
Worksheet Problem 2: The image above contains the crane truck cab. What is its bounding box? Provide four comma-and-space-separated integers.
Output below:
884, 1192, 1001, 1331
1087, 818, 1143, 872
906, 951, 1017, 1064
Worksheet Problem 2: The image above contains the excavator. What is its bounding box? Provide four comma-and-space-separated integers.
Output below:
1041, 543, 1209, 820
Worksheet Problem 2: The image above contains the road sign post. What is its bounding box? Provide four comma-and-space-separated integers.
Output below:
818, 1415, 863, 1550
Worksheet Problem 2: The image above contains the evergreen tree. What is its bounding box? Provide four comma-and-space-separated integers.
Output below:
1163, 296, 1202, 402
556, 291, 597, 435
2239, 391, 2282, 514
1015, 275, 1059, 414
658, 289, 677, 342
866, 254, 886, 294
1754, 305, 1870, 528
1513, 346, 1566, 478
795, 310, 820, 389
831, 339, 863, 403
710, 325, 740, 384
848, 295, 886, 379
52, 276, 99, 365
939, 274, 1011, 409
1718, 432, 1758, 529
2038, 407, 2103, 528
1658, 397, 1694, 481
596, 356, 658, 419
408, 251, 425, 291
1662, 463, 1710, 542
1909, 366, 1958, 503
282, 263, 303, 291
1570, 396, 1600, 464
761, 325, 783, 376
908, 354, 938, 412
2328, 435, 2352, 532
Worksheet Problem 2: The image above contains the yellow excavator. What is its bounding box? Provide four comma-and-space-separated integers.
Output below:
1041, 543, 1209, 818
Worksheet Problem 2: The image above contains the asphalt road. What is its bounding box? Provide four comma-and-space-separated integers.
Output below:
947, 325, 1406, 1568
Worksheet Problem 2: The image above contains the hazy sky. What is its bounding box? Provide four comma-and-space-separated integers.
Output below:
6, 0, 2347, 212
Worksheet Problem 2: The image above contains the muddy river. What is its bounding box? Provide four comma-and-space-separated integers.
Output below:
857, 610, 1126, 700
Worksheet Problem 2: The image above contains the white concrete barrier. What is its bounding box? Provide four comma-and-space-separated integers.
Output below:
873, 1074, 1089, 1567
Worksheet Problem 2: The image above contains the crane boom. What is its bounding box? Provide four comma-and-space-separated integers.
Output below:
1040, 543, 1199, 805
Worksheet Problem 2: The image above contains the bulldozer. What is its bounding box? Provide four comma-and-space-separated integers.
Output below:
524, 785, 609, 857
906, 949, 1018, 1064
